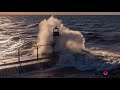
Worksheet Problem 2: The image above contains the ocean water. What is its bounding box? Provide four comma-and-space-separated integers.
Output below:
0, 15, 120, 77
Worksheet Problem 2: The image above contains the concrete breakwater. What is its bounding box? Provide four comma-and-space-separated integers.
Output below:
0, 56, 58, 77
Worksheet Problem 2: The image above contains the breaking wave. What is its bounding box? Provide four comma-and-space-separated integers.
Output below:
33, 16, 120, 71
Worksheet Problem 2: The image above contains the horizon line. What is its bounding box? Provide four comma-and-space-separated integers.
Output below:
0, 12, 120, 15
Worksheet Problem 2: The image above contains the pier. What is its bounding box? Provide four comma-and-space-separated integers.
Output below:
0, 55, 58, 77
0, 26, 60, 77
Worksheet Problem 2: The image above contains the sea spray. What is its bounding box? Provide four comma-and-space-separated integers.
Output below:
32, 15, 120, 71
33, 15, 85, 56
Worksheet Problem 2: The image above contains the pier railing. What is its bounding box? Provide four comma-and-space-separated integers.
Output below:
0, 44, 57, 77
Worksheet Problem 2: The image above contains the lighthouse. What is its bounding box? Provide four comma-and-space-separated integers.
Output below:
52, 26, 60, 55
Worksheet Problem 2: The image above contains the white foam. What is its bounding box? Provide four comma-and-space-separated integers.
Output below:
32, 16, 120, 71
33, 15, 85, 55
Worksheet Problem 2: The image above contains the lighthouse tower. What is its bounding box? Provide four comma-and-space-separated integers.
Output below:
52, 26, 60, 55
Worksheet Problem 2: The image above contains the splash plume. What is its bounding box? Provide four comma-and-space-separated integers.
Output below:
33, 15, 85, 56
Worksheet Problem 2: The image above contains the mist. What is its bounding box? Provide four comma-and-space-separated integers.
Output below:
32, 15, 85, 57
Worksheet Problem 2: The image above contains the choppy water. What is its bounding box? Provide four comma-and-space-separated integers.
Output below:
0, 15, 120, 77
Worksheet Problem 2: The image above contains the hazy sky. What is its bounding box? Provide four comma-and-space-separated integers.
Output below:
0, 12, 120, 15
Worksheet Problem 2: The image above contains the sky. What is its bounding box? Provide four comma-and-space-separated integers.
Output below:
0, 12, 120, 15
